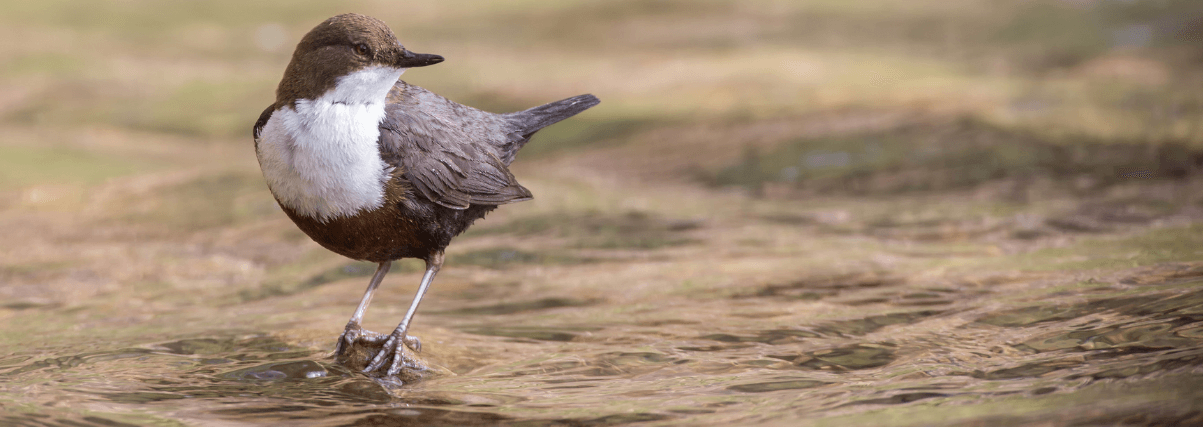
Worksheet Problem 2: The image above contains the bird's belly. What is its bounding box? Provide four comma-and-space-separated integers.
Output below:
275, 177, 500, 263
280, 202, 432, 262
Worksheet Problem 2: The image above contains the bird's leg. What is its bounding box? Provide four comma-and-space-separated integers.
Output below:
364, 251, 443, 376
334, 261, 391, 356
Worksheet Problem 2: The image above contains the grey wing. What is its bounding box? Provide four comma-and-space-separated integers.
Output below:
379, 90, 532, 210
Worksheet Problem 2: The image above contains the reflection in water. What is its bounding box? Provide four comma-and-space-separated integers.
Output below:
3, 270, 1203, 425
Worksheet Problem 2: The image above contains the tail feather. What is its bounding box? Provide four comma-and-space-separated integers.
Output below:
507, 94, 600, 137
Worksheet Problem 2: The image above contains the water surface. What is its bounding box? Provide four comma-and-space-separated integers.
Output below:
4, 257, 1202, 426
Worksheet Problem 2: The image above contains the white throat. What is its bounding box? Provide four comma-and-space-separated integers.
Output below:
255, 65, 407, 222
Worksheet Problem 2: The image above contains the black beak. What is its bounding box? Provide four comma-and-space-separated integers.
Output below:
394, 48, 444, 68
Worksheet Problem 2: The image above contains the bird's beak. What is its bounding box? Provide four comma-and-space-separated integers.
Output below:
393, 48, 444, 68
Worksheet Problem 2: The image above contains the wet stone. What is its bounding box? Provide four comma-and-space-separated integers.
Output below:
334, 334, 433, 383
223, 360, 328, 382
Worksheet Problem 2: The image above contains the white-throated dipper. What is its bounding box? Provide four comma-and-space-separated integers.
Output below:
253, 13, 598, 376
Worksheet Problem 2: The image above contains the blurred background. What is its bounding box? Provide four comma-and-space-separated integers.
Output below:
2, 0, 1202, 230
2, 1, 1203, 426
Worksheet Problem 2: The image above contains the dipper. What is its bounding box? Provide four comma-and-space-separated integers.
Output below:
253, 13, 599, 376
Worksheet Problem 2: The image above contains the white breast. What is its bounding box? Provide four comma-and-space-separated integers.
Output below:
255, 66, 406, 222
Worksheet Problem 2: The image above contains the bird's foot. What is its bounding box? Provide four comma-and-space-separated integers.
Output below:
334, 322, 396, 356
332, 323, 387, 363
363, 329, 424, 377
333, 323, 427, 378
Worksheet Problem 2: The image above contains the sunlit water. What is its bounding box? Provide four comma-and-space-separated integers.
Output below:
3, 261, 1202, 426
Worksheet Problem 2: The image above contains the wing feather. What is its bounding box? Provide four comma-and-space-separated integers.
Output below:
378, 82, 533, 210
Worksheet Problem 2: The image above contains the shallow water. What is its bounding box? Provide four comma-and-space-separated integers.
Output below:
5, 0, 1203, 425
4, 259, 1203, 426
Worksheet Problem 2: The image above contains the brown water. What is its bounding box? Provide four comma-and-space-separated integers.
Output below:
4, 250, 1203, 426
3, 122, 1203, 425
5, 1, 1203, 425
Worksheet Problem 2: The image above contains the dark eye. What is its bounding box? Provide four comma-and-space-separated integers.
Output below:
354, 43, 371, 56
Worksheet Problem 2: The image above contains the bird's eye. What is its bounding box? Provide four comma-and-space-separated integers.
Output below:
354, 43, 371, 56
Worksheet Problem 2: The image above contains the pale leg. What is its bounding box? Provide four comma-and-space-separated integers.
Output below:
334, 261, 391, 356
364, 251, 443, 376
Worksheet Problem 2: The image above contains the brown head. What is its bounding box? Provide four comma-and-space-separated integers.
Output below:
276, 13, 443, 104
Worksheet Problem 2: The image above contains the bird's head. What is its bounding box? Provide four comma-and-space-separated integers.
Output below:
276, 13, 443, 105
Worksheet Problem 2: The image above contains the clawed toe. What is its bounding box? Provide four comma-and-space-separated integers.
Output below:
334, 323, 363, 356
363, 331, 423, 376
333, 322, 427, 377
402, 335, 421, 353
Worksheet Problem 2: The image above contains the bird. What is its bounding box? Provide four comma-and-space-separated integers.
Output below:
252, 13, 599, 377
